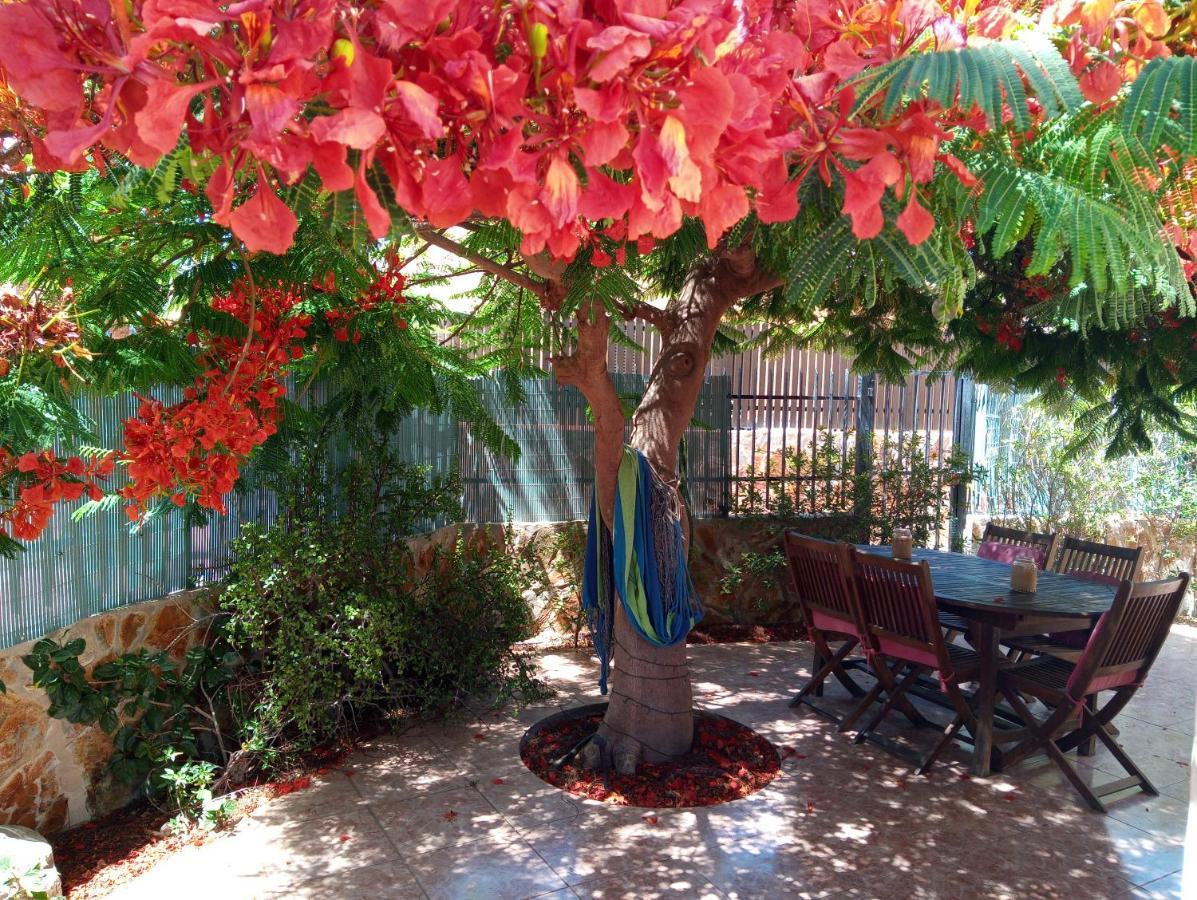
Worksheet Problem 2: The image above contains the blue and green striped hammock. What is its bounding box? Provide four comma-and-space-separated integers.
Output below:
582, 447, 703, 693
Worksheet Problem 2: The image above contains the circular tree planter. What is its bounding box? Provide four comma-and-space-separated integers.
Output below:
520, 702, 780, 808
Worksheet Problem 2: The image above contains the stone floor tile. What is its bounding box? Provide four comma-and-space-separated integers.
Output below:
373, 784, 515, 854
474, 763, 584, 826
245, 770, 368, 826
271, 861, 425, 899
1106, 793, 1192, 841
1127, 869, 1185, 899
1160, 776, 1190, 803
408, 835, 568, 900
246, 809, 399, 887
570, 871, 726, 899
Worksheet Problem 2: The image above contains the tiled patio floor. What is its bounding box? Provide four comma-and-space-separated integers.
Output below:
105, 627, 1197, 899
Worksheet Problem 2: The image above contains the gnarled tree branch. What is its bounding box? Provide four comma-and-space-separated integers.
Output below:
551, 299, 624, 523
413, 225, 547, 299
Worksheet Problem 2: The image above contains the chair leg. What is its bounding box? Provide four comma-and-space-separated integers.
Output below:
1077, 696, 1097, 757
809, 645, 824, 697
917, 715, 965, 776
854, 664, 921, 745
837, 678, 886, 734
1087, 709, 1159, 797
790, 639, 856, 708
874, 658, 931, 729
1002, 689, 1106, 813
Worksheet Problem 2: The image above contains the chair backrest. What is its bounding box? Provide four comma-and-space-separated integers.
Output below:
783, 531, 861, 635
847, 550, 952, 674
978, 523, 1059, 570
1066, 573, 1190, 700
1052, 535, 1142, 583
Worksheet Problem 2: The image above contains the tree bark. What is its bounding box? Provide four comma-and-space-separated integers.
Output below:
554, 247, 781, 773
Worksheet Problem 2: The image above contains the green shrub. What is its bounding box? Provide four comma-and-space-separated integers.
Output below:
21, 633, 239, 791
217, 441, 546, 752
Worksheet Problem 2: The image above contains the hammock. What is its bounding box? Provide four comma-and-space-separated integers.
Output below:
582, 447, 703, 693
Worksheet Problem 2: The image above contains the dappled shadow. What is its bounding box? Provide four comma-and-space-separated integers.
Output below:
105, 631, 1193, 898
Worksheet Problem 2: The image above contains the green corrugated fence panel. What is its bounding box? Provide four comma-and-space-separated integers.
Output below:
0, 391, 190, 649
1, 375, 731, 649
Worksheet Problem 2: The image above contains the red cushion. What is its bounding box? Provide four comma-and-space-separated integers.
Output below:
810, 607, 858, 637
875, 634, 939, 670
978, 540, 1046, 569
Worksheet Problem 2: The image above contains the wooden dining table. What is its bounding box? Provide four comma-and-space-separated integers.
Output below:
856, 545, 1118, 776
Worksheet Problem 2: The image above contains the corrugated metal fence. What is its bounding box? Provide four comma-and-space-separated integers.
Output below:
1, 334, 972, 648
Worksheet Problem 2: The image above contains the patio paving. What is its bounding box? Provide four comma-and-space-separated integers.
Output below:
103, 626, 1197, 899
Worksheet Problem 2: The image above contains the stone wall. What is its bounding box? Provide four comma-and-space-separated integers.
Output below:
0, 593, 207, 834
407, 515, 859, 639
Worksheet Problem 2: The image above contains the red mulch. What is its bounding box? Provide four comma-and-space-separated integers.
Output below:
49, 792, 264, 900
521, 710, 780, 808
49, 742, 356, 898
687, 622, 804, 644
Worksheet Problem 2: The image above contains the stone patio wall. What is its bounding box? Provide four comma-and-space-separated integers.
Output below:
407, 515, 860, 637
0, 592, 208, 834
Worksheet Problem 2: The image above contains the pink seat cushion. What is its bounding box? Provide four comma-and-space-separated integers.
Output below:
1064, 612, 1140, 701
978, 541, 1047, 569
876, 634, 939, 670
809, 607, 858, 638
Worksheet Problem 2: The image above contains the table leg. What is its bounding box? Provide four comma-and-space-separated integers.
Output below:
972, 622, 998, 777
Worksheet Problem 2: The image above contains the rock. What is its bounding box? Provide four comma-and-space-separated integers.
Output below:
0, 696, 48, 773
144, 602, 194, 658
0, 825, 64, 899
117, 612, 146, 651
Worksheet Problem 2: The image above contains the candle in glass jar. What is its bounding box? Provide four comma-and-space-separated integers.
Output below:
1011, 555, 1038, 593
892, 528, 913, 560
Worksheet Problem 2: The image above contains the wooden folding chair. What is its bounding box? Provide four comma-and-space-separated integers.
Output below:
1003, 538, 1144, 662
847, 551, 980, 775
997, 573, 1190, 812
976, 523, 1059, 569
940, 524, 1060, 645
783, 532, 873, 728
1053, 535, 1143, 582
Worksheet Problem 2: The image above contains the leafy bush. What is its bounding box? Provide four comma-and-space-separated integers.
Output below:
981, 401, 1197, 576
22, 633, 239, 789
217, 440, 545, 752
21, 436, 546, 814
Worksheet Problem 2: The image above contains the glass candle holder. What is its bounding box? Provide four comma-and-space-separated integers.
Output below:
892, 528, 913, 561
1011, 555, 1038, 593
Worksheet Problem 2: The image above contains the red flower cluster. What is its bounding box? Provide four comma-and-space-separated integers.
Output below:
0, 0, 1118, 263
977, 315, 1026, 352
1016, 275, 1058, 303
0, 288, 91, 378
325, 256, 408, 342
0, 448, 114, 541
1050, 0, 1172, 105
996, 319, 1025, 352
119, 283, 310, 520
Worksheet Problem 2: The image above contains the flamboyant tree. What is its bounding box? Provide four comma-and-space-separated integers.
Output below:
1, 0, 1195, 767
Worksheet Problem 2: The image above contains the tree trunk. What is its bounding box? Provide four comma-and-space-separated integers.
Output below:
553, 247, 781, 773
